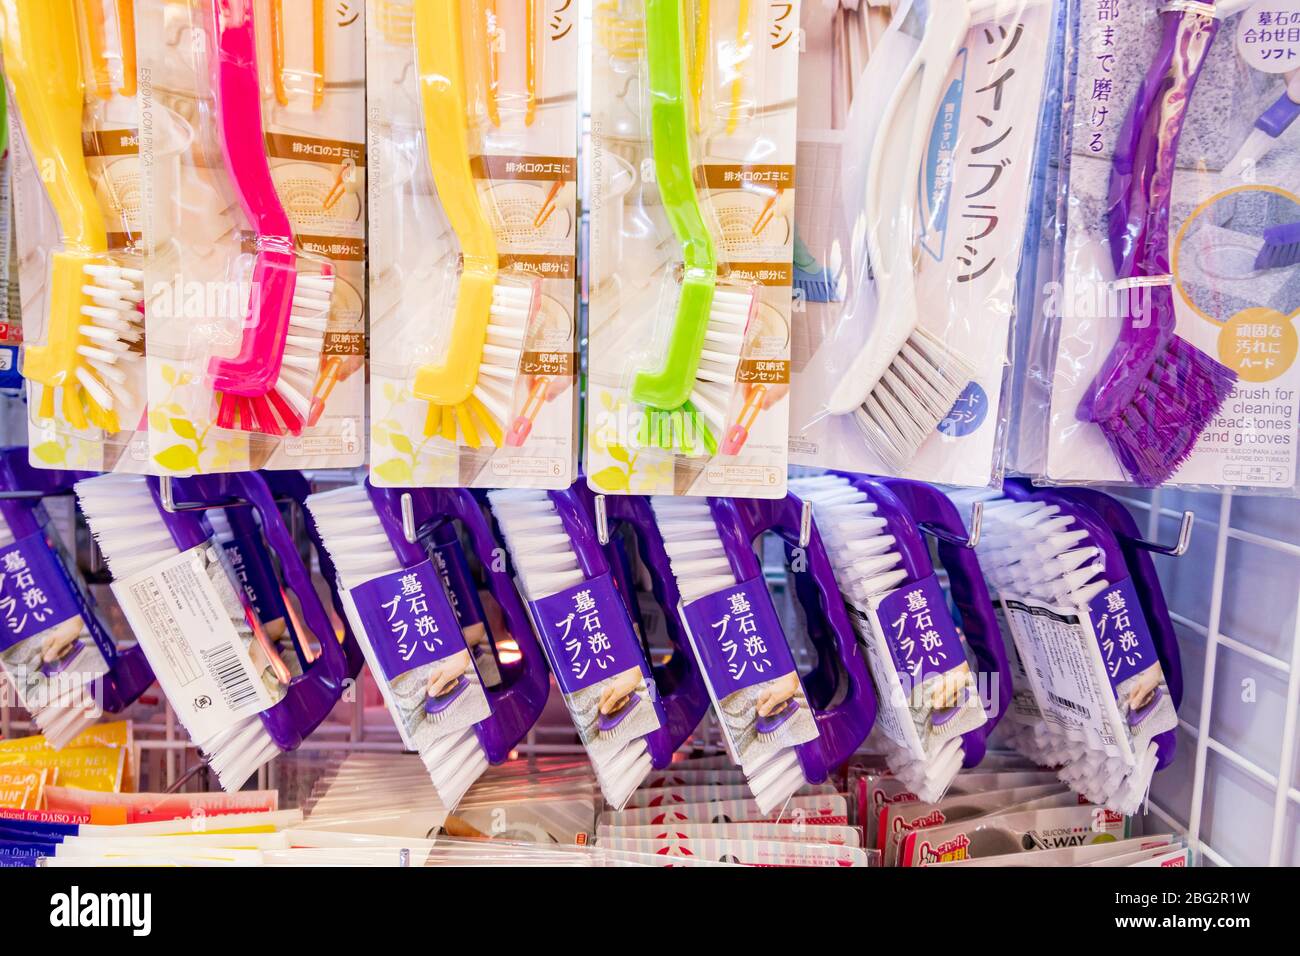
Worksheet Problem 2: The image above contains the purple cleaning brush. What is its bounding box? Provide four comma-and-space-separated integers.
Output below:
425, 674, 472, 716
1076, 3, 1236, 487
597, 692, 643, 735
1254, 221, 1300, 271
755, 698, 800, 737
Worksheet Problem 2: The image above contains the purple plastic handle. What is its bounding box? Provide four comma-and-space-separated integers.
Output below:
369, 484, 549, 763
712, 494, 876, 783
262, 470, 366, 679
1256, 88, 1300, 137
150, 473, 347, 751
586, 490, 711, 762
1005, 480, 1178, 772
879, 477, 1013, 767
1078, 7, 1219, 425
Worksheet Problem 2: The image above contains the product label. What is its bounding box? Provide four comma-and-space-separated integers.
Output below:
0, 533, 82, 649
111, 543, 279, 745
681, 576, 818, 764
349, 559, 466, 682
222, 540, 288, 630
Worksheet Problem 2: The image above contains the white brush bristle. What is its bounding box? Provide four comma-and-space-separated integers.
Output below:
852, 326, 975, 472
305, 483, 488, 809
75, 473, 274, 791
78, 263, 144, 414
686, 287, 752, 441
271, 272, 334, 424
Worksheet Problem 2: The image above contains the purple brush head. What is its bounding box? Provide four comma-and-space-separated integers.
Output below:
1127, 686, 1163, 728
39, 640, 84, 678
1076, 6, 1236, 487
424, 674, 471, 716
597, 691, 642, 734
929, 688, 969, 728
1254, 221, 1300, 271
755, 698, 799, 736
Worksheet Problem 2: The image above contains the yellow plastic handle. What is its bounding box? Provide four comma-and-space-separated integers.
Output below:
412, 0, 499, 407
0, 0, 107, 255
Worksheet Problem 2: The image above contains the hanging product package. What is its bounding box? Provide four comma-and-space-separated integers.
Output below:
1036, 0, 1300, 493
365, 0, 578, 489
1, 0, 148, 471
788, 0, 1061, 485
133, 0, 366, 475
586, 0, 800, 498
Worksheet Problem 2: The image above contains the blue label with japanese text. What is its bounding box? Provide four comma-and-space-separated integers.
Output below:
529, 572, 645, 695
222, 540, 288, 626
1088, 577, 1157, 690
0, 533, 82, 650
873, 574, 966, 684
349, 559, 466, 681
682, 576, 797, 697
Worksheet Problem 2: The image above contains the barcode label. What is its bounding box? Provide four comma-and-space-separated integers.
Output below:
112, 543, 277, 745
1047, 690, 1089, 717
204, 643, 259, 711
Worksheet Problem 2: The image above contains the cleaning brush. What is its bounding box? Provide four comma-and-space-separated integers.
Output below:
1, 0, 145, 434
633, 0, 756, 457
206, 0, 335, 438
1224, 67, 1300, 178
1253, 221, 1300, 271
488, 484, 672, 809
1075, 2, 1236, 486
824, 0, 978, 472
77, 472, 350, 791
793, 474, 1007, 803
306, 482, 549, 809
651, 493, 874, 814
411, 0, 541, 450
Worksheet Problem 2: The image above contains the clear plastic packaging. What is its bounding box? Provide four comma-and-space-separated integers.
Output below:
366, 0, 578, 489
4, 0, 147, 471
134, 0, 366, 475
788, 0, 1061, 487
1036, 0, 1300, 494
586, 0, 799, 498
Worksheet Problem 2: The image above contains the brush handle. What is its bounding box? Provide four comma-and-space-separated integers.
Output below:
826, 1, 971, 416
883, 477, 1012, 768
1255, 82, 1300, 136
207, 0, 298, 396
600, 493, 711, 759
633, 0, 719, 411
1079, 6, 1218, 426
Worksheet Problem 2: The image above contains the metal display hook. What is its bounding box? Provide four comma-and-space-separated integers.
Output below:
1132, 509, 1195, 558
919, 500, 983, 550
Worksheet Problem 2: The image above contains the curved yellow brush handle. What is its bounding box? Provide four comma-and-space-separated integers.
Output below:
413, 0, 499, 407
0, 0, 107, 254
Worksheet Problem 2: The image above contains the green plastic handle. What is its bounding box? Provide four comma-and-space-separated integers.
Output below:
633, 0, 718, 412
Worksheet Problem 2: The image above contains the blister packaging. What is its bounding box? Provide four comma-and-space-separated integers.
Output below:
366, 0, 578, 489
788, 0, 1060, 486
1037, 0, 1300, 493
587, 0, 800, 498
134, 0, 366, 475
3, 0, 147, 471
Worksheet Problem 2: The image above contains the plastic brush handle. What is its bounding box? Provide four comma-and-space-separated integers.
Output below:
883, 477, 1012, 767
1, 0, 112, 396
631, 0, 719, 412
428, 489, 550, 763
412, 0, 500, 407
1255, 79, 1300, 136
825, 1, 971, 416
117, 0, 137, 98
722, 494, 877, 782
207, 0, 299, 397
599, 492, 711, 758
0, 0, 100, 245
548, 486, 612, 579
1106, 7, 1218, 280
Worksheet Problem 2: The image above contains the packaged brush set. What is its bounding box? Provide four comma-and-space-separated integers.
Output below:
587, 0, 801, 499
1035, 0, 1300, 493
951, 483, 1183, 814
365, 0, 578, 489
133, 0, 366, 475
2, 0, 148, 472
788, 0, 1061, 485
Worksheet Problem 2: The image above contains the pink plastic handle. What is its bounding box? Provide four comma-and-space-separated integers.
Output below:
207, 0, 297, 397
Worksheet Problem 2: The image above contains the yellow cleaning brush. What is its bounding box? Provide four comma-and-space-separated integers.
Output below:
412, 0, 539, 450
1, 0, 144, 434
